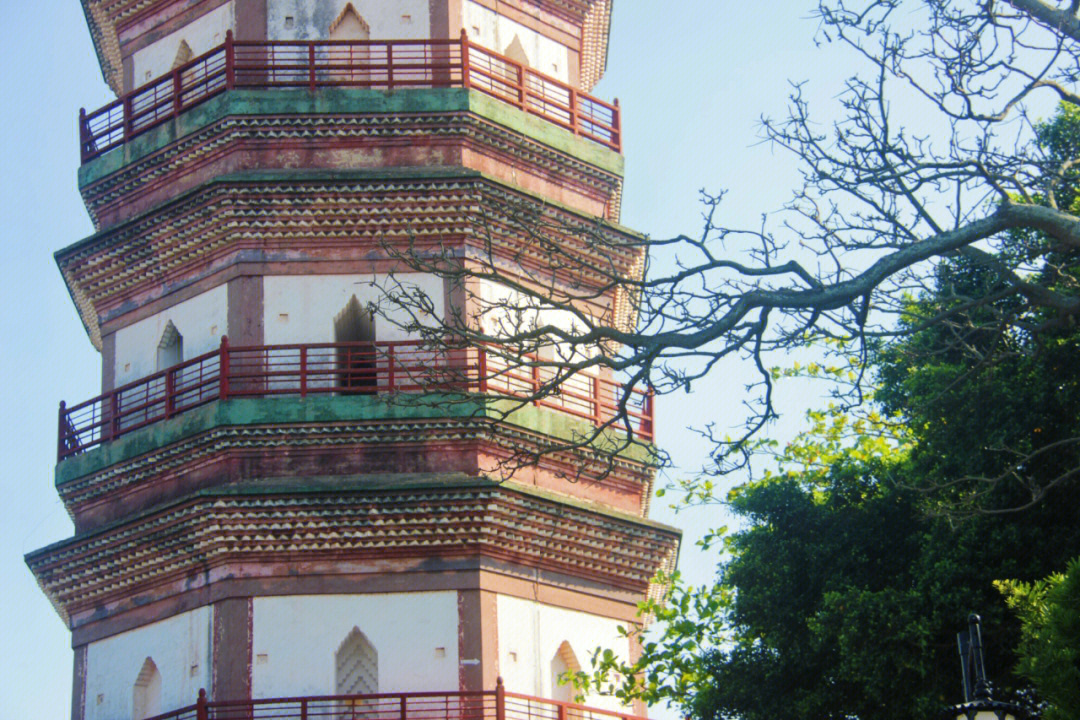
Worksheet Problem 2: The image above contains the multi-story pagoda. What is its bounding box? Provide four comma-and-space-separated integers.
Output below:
27, 3, 680, 720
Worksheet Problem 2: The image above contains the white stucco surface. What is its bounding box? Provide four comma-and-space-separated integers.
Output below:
496, 595, 630, 712
462, 1, 571, 82
132, 2, 235, 85
84, 606, 212, 720
251, 593, 459, 697
262, 274, 443, 345
113, 284, 228, 387
267, 0, 430, 41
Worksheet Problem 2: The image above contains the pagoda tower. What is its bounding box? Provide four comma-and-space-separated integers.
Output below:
27, 3, 680, 720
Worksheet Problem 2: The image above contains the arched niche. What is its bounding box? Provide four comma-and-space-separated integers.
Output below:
132, 657, 162, 720
156, 320, 183, 371
550, 640, 581, 703
334, 295, 377, 393
336, 626, 379, 696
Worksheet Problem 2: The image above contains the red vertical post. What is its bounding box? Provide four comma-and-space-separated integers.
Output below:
387, 343, 396, 392
495, 677, 505, 720
568, 88, 579, 137
219, 336, 230, 400
477, 346, 488, 393
122, 94, 134, 140
78, 108, 89, 162
612, 97, 621, 152
517, 63, 526, 110
196, 689, 209, 720
164, 368, 176, 418
299, 345, 307, 398
225, 29, 235, 90
399, 695, 407, 720
300, 698, 308, 720
109, 393, 120, 442
460, 29, 470, 88
557, 703, 567, 720
172, 67, 183, 116
309, 43, 317, 92
592, 377, 602, 427
57, 401, 67, 461
531, 361, 540, 405
387, 43, 394, 90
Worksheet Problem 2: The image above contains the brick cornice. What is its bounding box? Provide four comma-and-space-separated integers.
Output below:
27, 478, 680, 629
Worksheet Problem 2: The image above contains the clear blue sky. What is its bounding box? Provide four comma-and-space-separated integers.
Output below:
0, 3, 852, 717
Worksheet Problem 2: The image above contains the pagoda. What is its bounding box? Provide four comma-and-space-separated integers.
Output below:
27, 3, 680, 720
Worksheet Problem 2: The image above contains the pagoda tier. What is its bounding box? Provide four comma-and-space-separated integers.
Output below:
30, 4, 679, 720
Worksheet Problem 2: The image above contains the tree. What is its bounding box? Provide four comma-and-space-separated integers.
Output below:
998, 557, 1080, 720
377, 0, 1080, 501
564, 250, 1080, 718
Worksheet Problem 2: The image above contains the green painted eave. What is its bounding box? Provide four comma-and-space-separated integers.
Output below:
77, 87, 624, 187
55, 394, 656, 485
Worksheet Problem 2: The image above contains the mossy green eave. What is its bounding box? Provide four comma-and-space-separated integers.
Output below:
55, 394, 656, 485
77, 86, 624, 188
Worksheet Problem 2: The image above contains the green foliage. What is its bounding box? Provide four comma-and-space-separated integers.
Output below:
574, 104, 1080, 720
997, 557, 1080, 720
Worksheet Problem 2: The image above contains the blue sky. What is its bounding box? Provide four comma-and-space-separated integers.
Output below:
0, 3, 853, 717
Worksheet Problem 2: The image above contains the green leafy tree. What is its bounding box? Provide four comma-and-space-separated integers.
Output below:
997, 558, 1080, 720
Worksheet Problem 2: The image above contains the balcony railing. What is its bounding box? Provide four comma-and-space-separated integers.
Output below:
145, 682, 646, 720
57, 338, 654, 461
79, 30, 621, 162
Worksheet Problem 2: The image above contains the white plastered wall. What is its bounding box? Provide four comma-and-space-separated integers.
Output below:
497, 595, 631, 713
132, 2, 235, 85
462, 1, 571, 83
263, 274, 443, 345
84, 606, 212, 720
267, 0, 430, 41
113, 284, 228, 387
251, 593, 459, 697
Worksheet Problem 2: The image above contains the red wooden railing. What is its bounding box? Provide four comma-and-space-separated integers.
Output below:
145, 682, 646, 720
57, 338, 654, 460
79, 30, 620, 162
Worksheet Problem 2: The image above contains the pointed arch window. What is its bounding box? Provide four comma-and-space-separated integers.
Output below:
334, 296, 377, 393
336, 627, 379, 698
132, 657, 162, 720
504, 35, 530, 68
550, 641, 581, 703
328, 3, 372, 84
172, 40, 193, 69
157, 320, 183, 371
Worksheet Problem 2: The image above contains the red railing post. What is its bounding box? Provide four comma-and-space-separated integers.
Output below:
477, 347, 488, 393
387, 43, 394, 90
172, 66, 183, 116
300, 697, 308, 720
592, 377, 602, 426
196, 689, 209, 720
299, 345, 307, 398
57, 401, 67, 460
219, 335, 230, 400
387, 343, 396, 392
309, 42, 317, 92
558, 702, 567, 720
612, 97, 621, 152
568, 88, 579, 137
399, 695, 407, 720
109, 392, 120, 442
122, 94, 134, 140
460, 29, 470, 88
78, 108, 89, 162
496, 677, 506, 720
165, 367, 176, 418
225, 29, 235, 90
